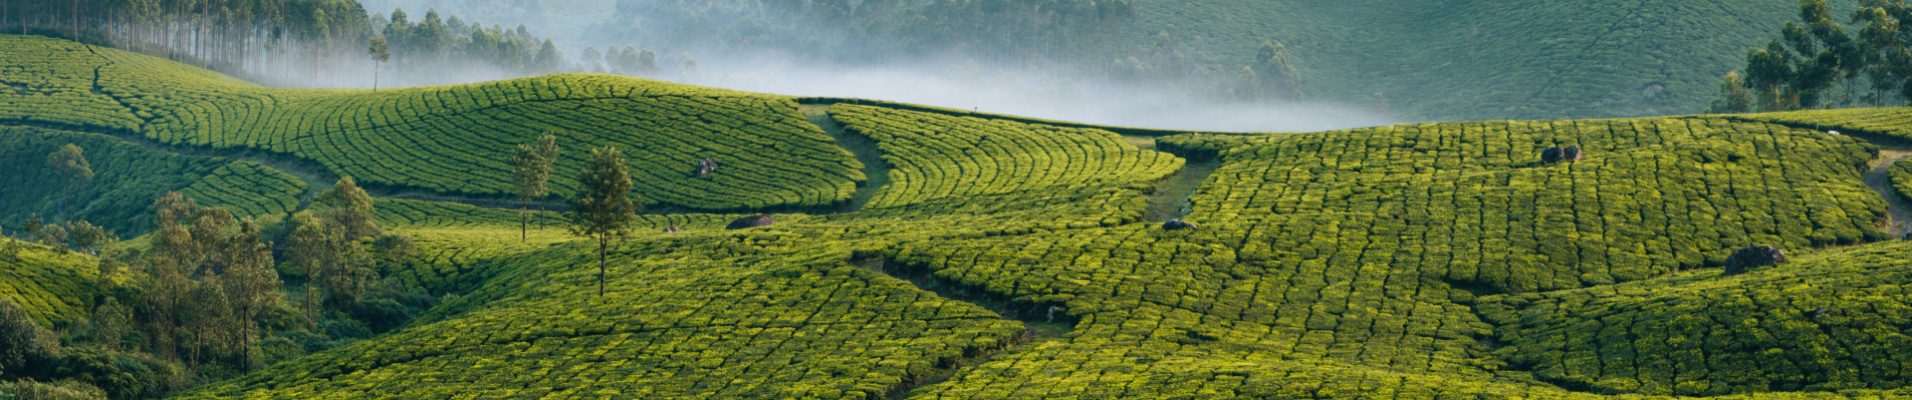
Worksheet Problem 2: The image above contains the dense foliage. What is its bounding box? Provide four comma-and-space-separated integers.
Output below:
1712, 0, 1912, 113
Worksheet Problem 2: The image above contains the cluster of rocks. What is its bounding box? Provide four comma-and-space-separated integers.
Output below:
1162, 219, 1199, 231
1723, 245, 1787, 276
1540, 145, 1585, 163
697, 158, 719, 176
726, 214, 775, 230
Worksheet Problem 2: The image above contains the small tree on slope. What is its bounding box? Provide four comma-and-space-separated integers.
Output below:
45, 143, 93, 220
511, 133, 559, 242
567, 147, 638, 297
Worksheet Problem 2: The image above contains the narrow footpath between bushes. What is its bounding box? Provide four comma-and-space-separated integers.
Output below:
799, 104, 893, 213
1863, 149, 1912, 236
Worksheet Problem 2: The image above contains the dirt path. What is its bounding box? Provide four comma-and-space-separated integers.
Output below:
1863, 150, 1912, 237
1145, 159, 1221, 222
800, 104, 892, 213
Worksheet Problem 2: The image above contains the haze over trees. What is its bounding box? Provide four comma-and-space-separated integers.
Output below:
1712, 0, 1912, 112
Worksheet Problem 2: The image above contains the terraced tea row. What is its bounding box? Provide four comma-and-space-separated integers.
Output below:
177, 162, 306, 219
0, 35, 868, 212
0, 238, 99, 328
180, 234, 1024, 400
0, 38, 141, 132
374, 198, 798, 293
0, 126, 305, 235
829, 104, 1181, 211
1479, 241, 1912, 396
1894, 159, 1912, 203
1729, 108, 1912, 143
1187, 118, 1884, 293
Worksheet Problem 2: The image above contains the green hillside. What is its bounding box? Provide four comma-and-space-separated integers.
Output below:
0, 35, 867, 212
0, 238, 99, 328
1134, 0, 1854, 121
1479, 241, 1912, 396
8, 34, 1912, 399
0, 126, 305, 235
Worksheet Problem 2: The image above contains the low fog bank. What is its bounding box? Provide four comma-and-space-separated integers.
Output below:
277, 55, 1396, 133
264, 0, 1400, 133
674, 56, 1397, 133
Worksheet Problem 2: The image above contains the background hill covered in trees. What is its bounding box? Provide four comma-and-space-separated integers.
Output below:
360, 0, 1846, 123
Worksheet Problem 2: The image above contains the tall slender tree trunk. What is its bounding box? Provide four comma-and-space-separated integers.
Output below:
305, 285, 316, 328
598, 238, 607, 297
520, 205, 528, 242
241, 305, 252, 371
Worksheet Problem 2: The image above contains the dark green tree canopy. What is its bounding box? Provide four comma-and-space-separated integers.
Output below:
567, 147, 637, 241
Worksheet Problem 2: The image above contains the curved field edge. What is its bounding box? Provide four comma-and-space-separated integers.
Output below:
1, 34, 866, 212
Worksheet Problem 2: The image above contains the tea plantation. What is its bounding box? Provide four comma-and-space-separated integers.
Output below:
1896, 159, 1912, 201
9, 34, 1912, 399
0, 238, 99, 328
1478, 241, 1912, 396
0, 35, 867, 211
0, 125, 305, 235
830, 104, 1182, 215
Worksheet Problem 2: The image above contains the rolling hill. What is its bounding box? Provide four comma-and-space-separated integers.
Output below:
5, 33, 1912, 399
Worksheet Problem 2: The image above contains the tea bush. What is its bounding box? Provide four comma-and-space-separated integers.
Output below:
1479, 241, 1912, 396
0, 238, 97, 328
0, 35, 868, 212
0, 126, 302, 235
1893, 159, 1912, 203
830, 104, 1181, 211
0, 37, 141, 132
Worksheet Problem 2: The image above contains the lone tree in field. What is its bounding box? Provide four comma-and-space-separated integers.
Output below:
567, 147, 639, 297
368, 36, 391, 92
511, 133, 560, 241
45, 144, 93, 219
317, 176, 380, 241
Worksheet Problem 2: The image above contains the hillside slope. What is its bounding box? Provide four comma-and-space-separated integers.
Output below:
0, 126, 304, 235
9, 35, 1912, 399
0, 238, 99, 328
0, 35, 866, 212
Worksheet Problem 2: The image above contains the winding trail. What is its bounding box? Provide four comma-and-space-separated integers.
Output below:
800, 104, 892, 213
1863, 150, 1912, 237
851, 255, 1075, 400
1145, 159, 1221, 222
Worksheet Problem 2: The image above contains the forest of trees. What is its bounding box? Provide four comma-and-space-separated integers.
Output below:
0, 0, 596, 87
1712, 0, 1912, 112
0, 134, 658, 399
0, 143, 437, 399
